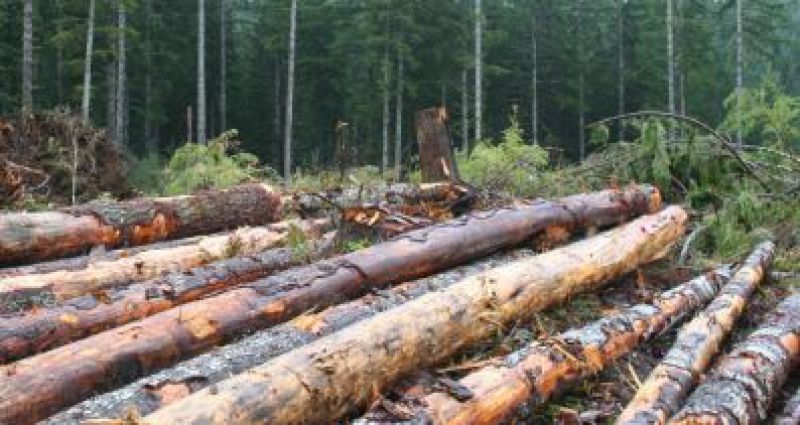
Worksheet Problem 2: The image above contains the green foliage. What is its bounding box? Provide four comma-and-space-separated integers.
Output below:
287, 223, 311, 262
723, 74, 800, 150
458, 111, 548, 197
128, 152, 165, 196
341, 237, 371, 253
162, 131, 275, 195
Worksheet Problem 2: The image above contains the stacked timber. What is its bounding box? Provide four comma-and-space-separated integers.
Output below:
0, 185, 663, 424
0, 182, 283, 266
142, 206, 686, 424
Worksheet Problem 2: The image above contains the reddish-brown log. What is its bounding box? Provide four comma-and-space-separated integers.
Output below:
0, 218, 329, 312
0, 183, 282, 266
0, 231, 335, 363
417, 107, 459, 182
670, 292, 800, 425
616, 241, 776, 425
407, 266, 734, 425
0, 186, 661, 425
141, 207, 686, 425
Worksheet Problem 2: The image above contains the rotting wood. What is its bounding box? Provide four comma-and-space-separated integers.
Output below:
0, 218, 331, 312
0, 185, 661, 425
142, 206, 686, 425
775, 386, 800, 425
616, 241, 776, 425
417, 107, 459, 182
0, 232, 336, 363
0, 183, 282, 266
670, 292, 800, 425
399, 266, 734, 425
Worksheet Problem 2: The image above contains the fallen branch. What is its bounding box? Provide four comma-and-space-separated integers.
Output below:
671, 292, 800, 424
142, 207, 687, 425
0, 218, 331, 312
0, 183, 283, 266
0, 231, 335, 363
0, 186, 662, 424
389, 266, 733, 425
616, 241, 776, 424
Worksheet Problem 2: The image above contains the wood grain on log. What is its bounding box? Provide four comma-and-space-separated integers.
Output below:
0, 231, 335, 363
0, 186, 661, 424
142, 206, 686, 425
616, 241, 776, 425
0, 183, 282, 266
670, 292, 800, 425
409, 266, 734, 425
0, 218, 330, 312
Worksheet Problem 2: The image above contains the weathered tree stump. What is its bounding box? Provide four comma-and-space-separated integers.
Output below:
417, 107, 459, 182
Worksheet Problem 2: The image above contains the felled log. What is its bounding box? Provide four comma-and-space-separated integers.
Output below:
616, 241, 776, 425
406, 266, 734, 425
417, 107, 459, 182
670, 292, 800, 425
0, 218, 330, 312
0, 183, 282, 266
142, 207, 686, 425
775, 386, 800, 425
0, 186, 661, 425
0, 232, 335, 363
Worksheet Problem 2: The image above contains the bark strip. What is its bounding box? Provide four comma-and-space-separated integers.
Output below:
0, 183, 282, 266
408, 266, 734, 425
0, 186, 661, 425
0, 218, 330, 311
0, 232, 335, 363
143, 207, 686, 425
616, 241, 776, 425
671, 292, 800, 425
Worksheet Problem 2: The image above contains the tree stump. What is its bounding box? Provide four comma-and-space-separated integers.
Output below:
416, 107, 459, 182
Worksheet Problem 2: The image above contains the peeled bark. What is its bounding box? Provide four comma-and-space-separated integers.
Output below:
0, 186, 660, 424
0, 218, 325, 312
0, 183, 282, 266
616, 241, 776, 425
0, 230, 334, 363
417, 107, 459, 182
142, 206, 686, 425
775, 387, 800, 425
671, 293, 800, 425
411, 266, 733, 425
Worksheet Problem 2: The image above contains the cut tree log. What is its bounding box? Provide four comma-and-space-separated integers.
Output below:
0, 232, 335, 363
0, 186, 661, 425
616, 241, 776, 425
417, 107, 459, 182
405, 266, 734, 425
670, 292, 800, 425
0, 183, 282, 266
142, 206, 687, 425
775, 386, 800, 425
0, 218, 331, 312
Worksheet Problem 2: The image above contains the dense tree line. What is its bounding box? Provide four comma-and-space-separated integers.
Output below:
0, 0, 797, 178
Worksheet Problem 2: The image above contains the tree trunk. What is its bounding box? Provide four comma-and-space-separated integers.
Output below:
22, 0, 33, 114
394, 32, 404, 181
531, 12, 538, 145
474, 0, 482, 144
0, 183, 282, 267
116, 0, 125, 144
56, 2, 64, 105
274, 59, 282, 149
81, 0, 96, 124
461, 69, 469, 152
106, 64, 117, 140
617, 0, 625, 141
616, 241, 775, 425
197, 0, 207, 144
0, 225, 333, 363
736, 0, 743, 146
143, 207, 686, 425
392, 267, 733, 425
416, 107, 459, 182
578, 0, 585, 160
0, 218, 326, 313
0, 187, 661, 424
671, 292, 800, 425
382, 49, 390, 174
284, 0, 297, 183
144, 0, 153, 150
186, 104, 193, 142
219, 0, 227, 133
667, 0, 675, 139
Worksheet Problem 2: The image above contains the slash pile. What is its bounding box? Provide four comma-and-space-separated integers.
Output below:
0, 181, 795, 425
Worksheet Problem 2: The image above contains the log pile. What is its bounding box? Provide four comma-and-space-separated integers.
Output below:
0, 181, 795, 425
